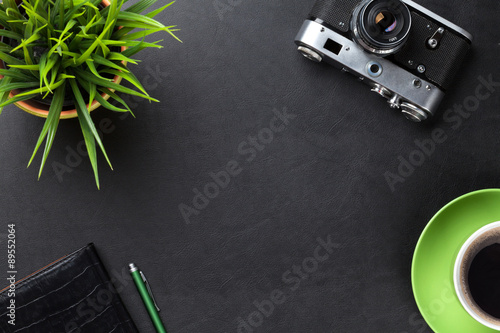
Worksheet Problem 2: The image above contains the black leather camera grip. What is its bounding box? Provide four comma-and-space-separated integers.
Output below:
394, 12, 471, 90
0, 244, 138, 333
309, 0, 362, 32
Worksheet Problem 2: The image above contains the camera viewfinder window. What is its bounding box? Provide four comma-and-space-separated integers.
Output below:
324, 39, 343, 55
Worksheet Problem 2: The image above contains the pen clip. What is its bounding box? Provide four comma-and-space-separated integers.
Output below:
140, 270, 161, 312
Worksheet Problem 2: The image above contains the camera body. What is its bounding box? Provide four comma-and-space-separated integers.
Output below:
295, 0, 472, 122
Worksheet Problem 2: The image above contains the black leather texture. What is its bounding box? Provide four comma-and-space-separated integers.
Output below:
0, 0, 499, 332
393, 11, 471, 90
0, 244, 138, 333
309, 0, 362, 32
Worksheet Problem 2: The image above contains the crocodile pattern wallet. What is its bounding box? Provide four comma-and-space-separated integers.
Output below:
0, 243, 138, 333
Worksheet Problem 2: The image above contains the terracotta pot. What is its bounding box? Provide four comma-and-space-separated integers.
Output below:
0, 0, 125, 119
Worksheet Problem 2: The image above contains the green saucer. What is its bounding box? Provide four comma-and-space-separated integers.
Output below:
412, 189, 500, 333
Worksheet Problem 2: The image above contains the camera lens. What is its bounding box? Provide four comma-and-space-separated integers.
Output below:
352, 0, 412, 55
375, 11, 397, 32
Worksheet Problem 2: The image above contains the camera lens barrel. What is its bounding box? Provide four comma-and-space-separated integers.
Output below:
352, 0, 412, 55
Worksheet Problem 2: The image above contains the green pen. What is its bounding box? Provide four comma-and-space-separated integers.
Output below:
129, 263, 168, 333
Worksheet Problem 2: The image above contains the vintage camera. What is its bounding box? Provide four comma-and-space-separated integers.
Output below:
295, 0, 472, 122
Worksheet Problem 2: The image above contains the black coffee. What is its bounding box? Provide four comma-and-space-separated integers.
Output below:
468, 243, 500, 318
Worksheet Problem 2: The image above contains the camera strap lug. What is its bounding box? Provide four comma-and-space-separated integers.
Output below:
388, 94, 402, 109
428, 27, 445, 49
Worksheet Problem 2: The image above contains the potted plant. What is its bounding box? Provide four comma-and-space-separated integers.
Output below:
0, 0, 180, 188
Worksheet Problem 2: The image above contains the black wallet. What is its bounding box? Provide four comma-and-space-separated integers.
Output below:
0, 243, 138, 333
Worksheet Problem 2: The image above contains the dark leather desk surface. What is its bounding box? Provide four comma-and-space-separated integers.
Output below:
0, 0, 499, 332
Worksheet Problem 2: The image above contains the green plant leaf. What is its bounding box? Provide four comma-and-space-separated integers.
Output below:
0, 12, 14, 32
120, 39, 163, 57
14, 76, 66, 97
27, 82, 66, 178
75, 100, 101, 187
125, 0, 158, 14
71, 18, 115, 66
146, 1, 176, 19
78, 76, 131, 113
85, 59, 112, 81
22, 6, 52, 31
96, 38, 110, 58
6, 8, 25, 21
3, 0, 19, 13
98, 87, 134, 115
39, 53, 62, 91
115, 19, 166, 31
6, 64, 40, 70
0, 29, 23, 41
117, 11, 166, 29
69, 79, 113, 182
97, 96, 130, 113
58, 19, 77, 41
0, 81, 39, 93
74, 67, 158, 102
38, 52, 48, 87
163, 27, 182, 43
103, 0, 123, 40
0, 75, 12, 115
0, 68, 36, 81
101, 67, 149, 96
63, 0, 93, 23
0, 91, 38, 110
88, 81, 96, 107
10, 33, 41, 53
107, 51, 139, 65
90, 53, 130, 73
0, 51, 26, 66
119, 27, 165, 41
80, 39, 163, 50
50, 0, 63, 27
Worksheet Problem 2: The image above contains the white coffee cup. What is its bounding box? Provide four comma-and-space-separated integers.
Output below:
454, 221, 500, 330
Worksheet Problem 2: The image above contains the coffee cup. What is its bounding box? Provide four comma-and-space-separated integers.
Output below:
454, 221, 500, 330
